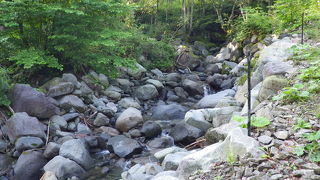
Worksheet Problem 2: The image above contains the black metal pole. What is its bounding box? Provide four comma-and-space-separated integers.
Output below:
301, 12, 304, 45
247, 53, 252, 137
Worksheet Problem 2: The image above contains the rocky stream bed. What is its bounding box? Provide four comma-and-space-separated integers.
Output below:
1, 35, 318, 180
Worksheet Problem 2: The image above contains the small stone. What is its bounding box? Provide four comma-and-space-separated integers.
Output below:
274, 131, 289, 140
15, 136, 44, 152
258, 135, 273, 144
293, 169, 314, 177
93, 113, 110, 127
270, 174, 283, 180
44, 142, 61, 159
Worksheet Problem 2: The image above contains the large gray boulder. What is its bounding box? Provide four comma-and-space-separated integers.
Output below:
44, 156, 86, 180
250, 37, 296, 88
107, 135, 142, 158
258, 75, 288, 101
152, 103, 187, 120
4, 112, 46, 143
59, 95, 86, 112
154, 146, 187, 162
123, 63, 147, 79
184, 110, 212, 132
15, 136, 44, 152
0, 154, 13, 175
169, 122, 203, 143
118, 98, 141, 109
47, 82, 74, 97
196, 89, 235, 109
205, 121, 240, 144
262, 61, 294, 79
59, 139, 93, 170
13, 150, 47, 180
177, 128, 263, 179
182, 79, 203, 95
116, 107, 143, 132
9, 84, 59, 119
162, 152, 191, 171
135, 84, 159, 100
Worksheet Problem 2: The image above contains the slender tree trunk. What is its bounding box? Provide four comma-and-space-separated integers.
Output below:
189, 0, 194, 35
182, 0, 187, 33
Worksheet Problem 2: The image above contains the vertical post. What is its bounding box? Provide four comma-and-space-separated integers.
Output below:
247, 53, 252, 136
301, 12, 304, 45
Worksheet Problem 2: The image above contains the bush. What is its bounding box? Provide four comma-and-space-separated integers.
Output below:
0, 67, 10, 106
272, 84, 310, 104
230, 8, 275, 43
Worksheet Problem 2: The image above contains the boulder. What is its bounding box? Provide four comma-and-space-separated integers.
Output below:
118, 98, 141, 109
169, 122, 203, 143
205, 121, 240, 144
135, 84, 159, 100
0, 154, 13, 175
196, 89, 235, 109
93, 113, 110, 127
107, 135, 142, 158
116, 78, 134, 93
250, 37, 296, 89
262, 61, 294, 79
40, 171, 58, 180
121, 164, 153, 180
258, 76, 288, 101
154, 146, 187, 162
177, 128, 263, 179
50, 115, 68, 130
59, 139, 94, 170
182, 79, 203, 95
59, 95, 86, 112
146, 79, 164, 90
126, 63, 147, 79
152, 171, 179, 180
205, 64, 221, 75
61, 73, 79, 86
206, 74, 225, 90
162, 152, 190, 171
4, 112, 46, 143
44, 142, 61, 159
185, 106, 241, 129
9, 84, 59, 119
184, 110, 212, 132
140, 121, 162, 138
103, 90, 121, 101
147, 136, 174, 149
15, 136, 44, 152
44, 156, 85, 180
116, 107, 143, 132
47, 82, 74, 97
152, 104, 187, 120
13, 150, 47, 180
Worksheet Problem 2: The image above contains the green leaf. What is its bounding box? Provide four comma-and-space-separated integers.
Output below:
309, 150, 320, 162
231, 115, 246, 123
251, 116, 270, 128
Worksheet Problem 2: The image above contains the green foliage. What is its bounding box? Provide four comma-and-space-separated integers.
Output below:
0, 67, 10, 106
272, 84, 310, 103
226, 151, 235, 164
299, 61, 320, 82
289, 45, 320, 62
273, 0, 320, 31
293, 119, 311, 130
126, 35, 175, 71
295, 131, 320, 162
8, 48, 62, 70
1, 0, 170, 79
231, 8, 275, 42
231, 115, 270, 128
236, 74, 247, 86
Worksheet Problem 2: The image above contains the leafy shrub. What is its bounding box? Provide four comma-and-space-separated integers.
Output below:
231, 8, 275, 42
289, 45, 320, 62
0, 67, 10, 106
293, 119, 311, 130
1, 0, 174, 79
295, 131, 320, 162
232, 115, 270, 128
272, 84, 310, 103
126, 35, 175, 71
298, 61, 320, 82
